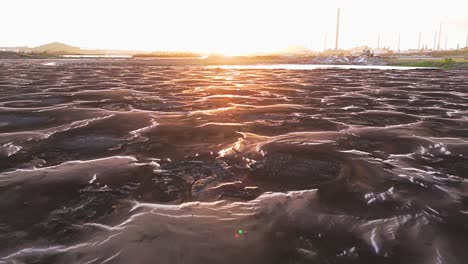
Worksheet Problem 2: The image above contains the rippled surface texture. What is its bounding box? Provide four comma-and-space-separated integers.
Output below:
1, 60, 468, 264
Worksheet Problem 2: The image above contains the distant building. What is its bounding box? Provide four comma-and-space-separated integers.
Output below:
0, 47, 19, 52
0, 47, 30, 53
373, 49, 390, 55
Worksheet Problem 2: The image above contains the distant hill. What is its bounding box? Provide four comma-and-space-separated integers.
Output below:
3, 42, 201, 57
1, 42, 141, 55
31, 42, 84, 54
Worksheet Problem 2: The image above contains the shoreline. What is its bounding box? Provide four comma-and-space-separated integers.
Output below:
1, 52, 467, 69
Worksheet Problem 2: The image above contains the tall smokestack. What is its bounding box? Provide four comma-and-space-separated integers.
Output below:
377, 35, 380, 49
335, 8, 340, 51
418, 32, 421, 50
433, 31, 437, 50
437, 23, 442, 50
398, 33, 401, 53
324, 34, 327, 51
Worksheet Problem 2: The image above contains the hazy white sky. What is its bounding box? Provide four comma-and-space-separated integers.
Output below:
1, 0, 467, 54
